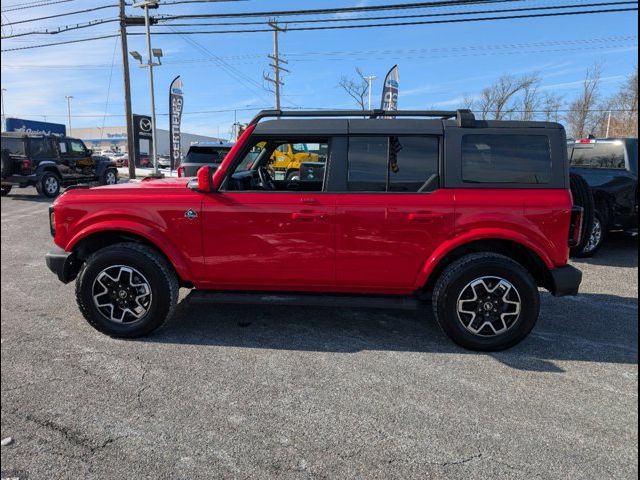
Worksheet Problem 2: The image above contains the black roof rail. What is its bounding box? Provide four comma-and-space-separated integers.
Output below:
249, 109, 476, 127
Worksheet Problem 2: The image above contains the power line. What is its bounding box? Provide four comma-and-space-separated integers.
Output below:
1, 33, 119, 52
139, 7, 640, 35
1, 0, 81, 13
2, 3, 118, 25
156, 1, 638, 27
155, 0, 526, 21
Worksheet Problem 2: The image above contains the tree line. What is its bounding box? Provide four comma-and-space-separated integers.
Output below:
339, 64, 638, 138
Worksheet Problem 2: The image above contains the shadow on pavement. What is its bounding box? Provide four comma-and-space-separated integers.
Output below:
4, 191, 53, 203
144, 291, 637, 372
572, 234, 638, 268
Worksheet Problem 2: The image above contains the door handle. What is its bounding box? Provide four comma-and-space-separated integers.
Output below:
408, 212, 436, 223
292, 211, 327, 222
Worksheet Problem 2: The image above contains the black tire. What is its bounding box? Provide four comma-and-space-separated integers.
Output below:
99, 167, 118, 186
569, 172, 595, 257
574, 209, 608, 258
1, 185, 12, 196
286, 170, 300, 182
75, 243, 179, 338
35, 172, 61, 198
432, 253, 540, 351
1, 150, 12, 178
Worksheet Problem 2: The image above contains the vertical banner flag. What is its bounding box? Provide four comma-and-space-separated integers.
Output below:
380, 65, 399, 117
169, 76, 184, 170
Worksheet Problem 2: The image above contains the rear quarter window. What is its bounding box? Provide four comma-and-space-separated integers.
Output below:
1, 137, 25, 155
462, 134, 551, 184
186, 147, 231, 164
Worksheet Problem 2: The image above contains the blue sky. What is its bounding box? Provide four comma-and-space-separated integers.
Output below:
1, 0, 638, 137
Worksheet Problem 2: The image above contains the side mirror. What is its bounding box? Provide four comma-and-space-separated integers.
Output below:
86, 149, 94, 156
195, 165, 213, 192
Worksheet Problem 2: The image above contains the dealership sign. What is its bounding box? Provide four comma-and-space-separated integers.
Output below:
380, 65, 399, 118
132, 114, 153, 166
169, 76, 184, 170
5, 117, 66, 136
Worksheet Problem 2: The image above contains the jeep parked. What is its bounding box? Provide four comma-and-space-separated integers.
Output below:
568, 137, 638, 256
45, 109, 583, 351
1, 132, 118, 197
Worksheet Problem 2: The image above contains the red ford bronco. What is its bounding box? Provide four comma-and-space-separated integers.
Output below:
46, 109, 583, 351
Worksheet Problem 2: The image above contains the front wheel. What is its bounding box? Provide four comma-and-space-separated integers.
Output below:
75, 243, 179, 337
432, 253, 540, 351
100, 167, 118, 186
36, 172, 60, 198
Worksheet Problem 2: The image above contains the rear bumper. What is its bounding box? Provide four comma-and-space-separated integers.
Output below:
549, 265, 582, 297
2, 173, 38, 186
45, 246, 80, 284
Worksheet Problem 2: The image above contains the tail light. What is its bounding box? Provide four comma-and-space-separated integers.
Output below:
177, 166, 185, 177
21, 158, 32, 173
568, 206, 584, 247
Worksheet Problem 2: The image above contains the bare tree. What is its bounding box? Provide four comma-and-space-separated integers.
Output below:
520, 79, 541, 121
338, 67, 369, 110
541, 92, 564, 123
477, 73, 540, 120
566, 63, 603, 138
606, 66, 638, 137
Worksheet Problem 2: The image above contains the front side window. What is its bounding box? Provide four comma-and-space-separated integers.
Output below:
570, 142, 626, 169
462, 134, 551, 184
347, 136, 439, 192
226, 138, 329, 192
69, 140, 86, 155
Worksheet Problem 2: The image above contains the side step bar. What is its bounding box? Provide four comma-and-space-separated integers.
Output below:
187, 291, 421, 310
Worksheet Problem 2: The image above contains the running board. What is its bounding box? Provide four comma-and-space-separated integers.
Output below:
187, 291, 420, 310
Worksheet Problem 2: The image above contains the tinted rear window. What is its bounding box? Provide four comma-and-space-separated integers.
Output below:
570, 142, 626, 169
1, 137, 25, 155
347, 136, 439, 192
462, 134, 551, 184
185, 147, 230, 164
28, 137, 55, 158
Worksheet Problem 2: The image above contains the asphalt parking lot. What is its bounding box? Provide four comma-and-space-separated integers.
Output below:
1, 188, 637, 479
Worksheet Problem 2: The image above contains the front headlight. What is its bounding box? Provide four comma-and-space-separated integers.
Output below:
49, 206, 55, 237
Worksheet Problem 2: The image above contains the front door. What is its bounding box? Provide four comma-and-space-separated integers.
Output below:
200, 138, 336, 291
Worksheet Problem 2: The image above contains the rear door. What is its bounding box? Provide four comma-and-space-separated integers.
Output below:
331, 121, 455, 293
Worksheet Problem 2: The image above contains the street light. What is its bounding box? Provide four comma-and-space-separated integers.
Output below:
364, 75, 377, 110
65, 95, 73, 136
132, 0, 162, 177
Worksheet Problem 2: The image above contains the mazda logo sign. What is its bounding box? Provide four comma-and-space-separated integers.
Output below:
140, 118, 152, 132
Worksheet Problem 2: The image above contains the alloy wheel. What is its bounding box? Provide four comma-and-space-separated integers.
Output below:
456, 276, 522, 337
92, 265, 152, 323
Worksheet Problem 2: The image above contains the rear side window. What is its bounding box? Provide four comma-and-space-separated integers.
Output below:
570, 142, 626, 169
186, 147, 230, 164
347, 136, 439, 192
462, 135, 551, 184
1, 137, 25, 155
28, 138, 55, 159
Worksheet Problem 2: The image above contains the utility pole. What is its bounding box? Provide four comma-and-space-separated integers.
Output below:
65, 96, 73, 135
1, 88, 6, 132
120, 0, 137, 180
263, 19, 288, 110
364, 75, 376, 110
606, 110, 612, 137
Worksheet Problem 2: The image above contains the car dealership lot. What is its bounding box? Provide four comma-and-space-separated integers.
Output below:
1, 189, 637, 479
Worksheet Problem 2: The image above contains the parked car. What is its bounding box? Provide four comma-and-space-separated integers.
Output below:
157, 154, 172, 169
114, 153, 129, 168
568, 137, 638, 256
177, 142, 233, 177
45, 109, 583, 351
1, 132, 118, 197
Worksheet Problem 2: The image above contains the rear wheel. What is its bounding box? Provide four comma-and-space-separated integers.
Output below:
75, 243, 179, 337
575, 209, 607, 257
432, 253, 540, 351
35, 172, 60, 198
1, 185, 12, 196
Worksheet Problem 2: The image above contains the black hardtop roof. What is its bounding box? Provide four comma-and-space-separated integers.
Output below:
250, 109, 563, 136
1, 132, 81, 141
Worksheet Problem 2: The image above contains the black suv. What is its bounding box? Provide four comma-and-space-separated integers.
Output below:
178, 142, 233, 177
1, 133, 118, 197
568, 137, 638, 256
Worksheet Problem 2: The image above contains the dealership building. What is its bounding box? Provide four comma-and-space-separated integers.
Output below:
71, 126, 226, 155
